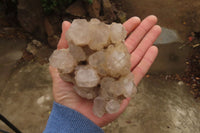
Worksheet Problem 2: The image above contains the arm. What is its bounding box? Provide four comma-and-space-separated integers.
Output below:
43, 102, 103, 133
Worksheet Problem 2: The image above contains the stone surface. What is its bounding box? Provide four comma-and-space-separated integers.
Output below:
88, 50, 107, 76
47, 35, 59, 48
102, 0, 116, 21
17, 0, 46, 40
85, 0, 101, 18
103, 78, 200, 133
106, 43, 131, 78
44, 18, 54, 37
0, 62, 52, 133
106, 99, 121, 114
74, 85, 97, 99
93, 96, 106, 117
89, 19, 110, 50
66, 0, 86, 17
75, 65, 100, 88
49, 49, 77, 73
69, 43, 86, 62
50, 19, 136, 117
110, 23, 127, 43
66, 19, 91, 46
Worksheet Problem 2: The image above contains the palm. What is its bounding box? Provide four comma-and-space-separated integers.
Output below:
49, 15, 161, 127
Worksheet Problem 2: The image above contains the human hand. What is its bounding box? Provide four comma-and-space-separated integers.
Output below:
49, 15, 161, 127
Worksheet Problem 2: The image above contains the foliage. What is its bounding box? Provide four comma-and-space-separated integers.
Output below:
41, 0, 93, 15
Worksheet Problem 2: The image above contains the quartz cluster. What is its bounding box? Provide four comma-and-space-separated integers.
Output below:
49, 19, 137, 117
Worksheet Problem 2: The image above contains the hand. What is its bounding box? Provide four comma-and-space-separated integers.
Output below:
49, 15, 161, 127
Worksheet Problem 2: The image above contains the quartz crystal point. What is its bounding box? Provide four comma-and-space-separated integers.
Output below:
106, 43, 131, 77
110, 23, 127, 43
74, 85, 97, 99
75, 65, 100, 87
119, 73, 137, 97
59, 71, 74, 83
88, 51, 107, 76
69, 43, 86, 62
88, 19, 110, 50
49, 18, 137, 117
66, 19, 91, 46
106, 99, 121, 114
49, 49, 76, 73
93, 96, 106, 117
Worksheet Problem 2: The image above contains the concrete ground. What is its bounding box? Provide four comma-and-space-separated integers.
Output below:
0, 0, 200, 132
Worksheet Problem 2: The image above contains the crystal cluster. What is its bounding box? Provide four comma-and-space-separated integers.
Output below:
49, 19, 137, 117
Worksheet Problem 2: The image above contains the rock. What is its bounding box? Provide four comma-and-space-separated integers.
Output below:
89, 19, 110, 50
93, 96, 106, 117
32, 40, 42, 47
102, 0, 116, 21
106, 43, 131, 78
49, 19, 136, 117
88, 50, 107, 76
26, 43, 38, 55
110, 23, 127, 43
44, 18, 54, 36
117, 11, 127, 23
105, 99, 120, 114
44, 18, 59, 48
75, 65, 100, 88
47, 35, 59, 49
59, 71, 74, 83
17, 0, 46, 40
66, 0, 87, 17
49, 49, 77, 73
85, 0, 101, 18
73, 85, 97, 99
66, 19, 91, 46
69, 43, 86, 62
26, 40, 43, 55
119, 73, 137, 98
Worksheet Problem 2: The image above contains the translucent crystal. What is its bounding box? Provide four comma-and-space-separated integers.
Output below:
69, 43, 86, 62
93, 96, 106, 117
109, 81, 123, 97
49, 49, 76, 73
110, 23, 127, 43
49, 19, 137, 117
73, 85, 97, 99
100, 77, 115, 98
59, 71, 74, 83
88, 19, 110, 50
66, 19, 91, 46
105, 99, 120, 114
88, 51, 107, 76
106, 43, 131, 77
119, 73, 137, 97
75, 65, 100, 87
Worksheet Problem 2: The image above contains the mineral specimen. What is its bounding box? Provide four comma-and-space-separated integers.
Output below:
49, 19, 137, 117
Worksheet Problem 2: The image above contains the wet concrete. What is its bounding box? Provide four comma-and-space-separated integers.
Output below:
0, 62, 53, 133
0, 40, 53, 132
122, 0, 200, 74
104, 78, 200, 133
0, 39, 26, 90
122, 0, 200, 41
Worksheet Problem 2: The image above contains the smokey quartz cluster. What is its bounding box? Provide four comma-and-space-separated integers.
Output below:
49, 19, 137, 117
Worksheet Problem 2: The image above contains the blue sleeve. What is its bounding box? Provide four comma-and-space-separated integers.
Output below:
43, 102, 104, 133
